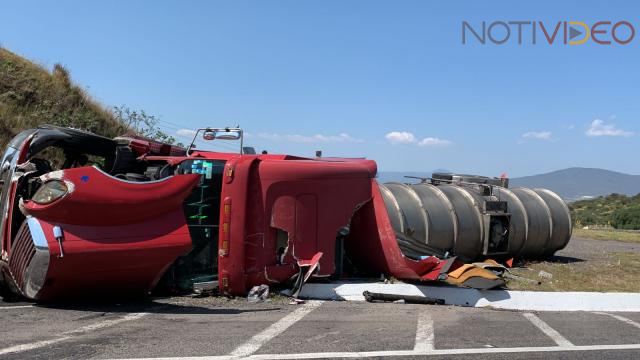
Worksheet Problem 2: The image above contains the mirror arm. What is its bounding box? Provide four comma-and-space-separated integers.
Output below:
187, 129, 202, 157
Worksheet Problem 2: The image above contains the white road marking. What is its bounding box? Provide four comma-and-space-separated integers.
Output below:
67, 312, 148, 335
522, 312, 574, 347
113, 343, 640, 360
0, 312, 148, 356
0, 305, 33, 310
229, 300, 324, 357
0, 337, 73, 356
413, 310, 434, 351
594, 312, 640, 330
251, 350, 419, 359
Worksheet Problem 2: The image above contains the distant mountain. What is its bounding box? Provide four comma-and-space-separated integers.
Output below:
378, 167, 640, 201
510, 167, 640, 201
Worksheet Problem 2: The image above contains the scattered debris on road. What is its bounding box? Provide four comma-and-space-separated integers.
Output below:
247, 284, 270, 303
363, 290, 444, 305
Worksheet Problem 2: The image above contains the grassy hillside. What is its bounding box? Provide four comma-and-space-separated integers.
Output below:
0, 48, 126, 149
570, 193, 640, 229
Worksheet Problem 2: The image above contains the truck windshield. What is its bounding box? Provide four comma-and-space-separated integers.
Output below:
159, 159, 226, 292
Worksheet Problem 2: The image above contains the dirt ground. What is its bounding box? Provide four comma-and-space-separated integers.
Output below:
507, 236, 640, 292
560, 234, 640, 259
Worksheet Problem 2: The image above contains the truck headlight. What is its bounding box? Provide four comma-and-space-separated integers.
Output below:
32, 180, 68, 205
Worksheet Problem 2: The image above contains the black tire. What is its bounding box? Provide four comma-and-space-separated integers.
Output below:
0, 269, 23, 302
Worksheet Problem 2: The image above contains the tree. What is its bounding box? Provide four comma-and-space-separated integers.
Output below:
112, 105, 183, 147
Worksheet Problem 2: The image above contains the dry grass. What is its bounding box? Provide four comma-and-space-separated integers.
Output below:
507, 252, 640, 292
0, 47, 126, 149
572, 228, 640, 244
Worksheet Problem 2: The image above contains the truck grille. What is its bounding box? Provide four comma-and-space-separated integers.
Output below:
8, 222, 35, 289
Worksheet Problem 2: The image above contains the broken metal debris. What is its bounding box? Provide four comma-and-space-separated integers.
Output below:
445, 263, 504, 290
538, 270, 554, 280
193, 280, 219, 296
247, 284, 270, 303
363, 291, 445, 305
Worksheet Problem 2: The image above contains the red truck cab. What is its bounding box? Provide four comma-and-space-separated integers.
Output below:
0, 126, 378, 300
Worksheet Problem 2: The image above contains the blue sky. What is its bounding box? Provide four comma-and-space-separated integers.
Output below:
1, 0, 639, 176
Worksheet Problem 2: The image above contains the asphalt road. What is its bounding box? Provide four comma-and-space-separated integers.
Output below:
2, 236, 639, 359
1, 295, 639, 360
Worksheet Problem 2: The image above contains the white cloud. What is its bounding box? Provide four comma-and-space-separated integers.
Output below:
257, 132, 362, 143
176, 129, 197, 137
586, 119, 634, 137
418, 137, 452, 147
522, 131, 552, 140
385, 131, 416, 144
385, 131, 452, 147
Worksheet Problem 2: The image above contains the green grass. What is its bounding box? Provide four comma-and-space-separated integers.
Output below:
572, 228, 640, 244
507, 252, 640, 292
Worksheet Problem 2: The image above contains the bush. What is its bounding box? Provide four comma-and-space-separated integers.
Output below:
571, 192, 640, 228
611, 205, 640, 230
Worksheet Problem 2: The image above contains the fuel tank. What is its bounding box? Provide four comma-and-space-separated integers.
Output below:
378, 173, 572, 260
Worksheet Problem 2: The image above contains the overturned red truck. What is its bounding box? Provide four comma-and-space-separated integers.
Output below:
0, 126, 571, 301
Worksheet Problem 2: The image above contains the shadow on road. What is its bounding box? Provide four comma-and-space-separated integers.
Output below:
27, 299, 283, 315
546, 255, 585, 264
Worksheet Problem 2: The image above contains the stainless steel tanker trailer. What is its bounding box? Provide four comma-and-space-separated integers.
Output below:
379, 173, 572, 261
